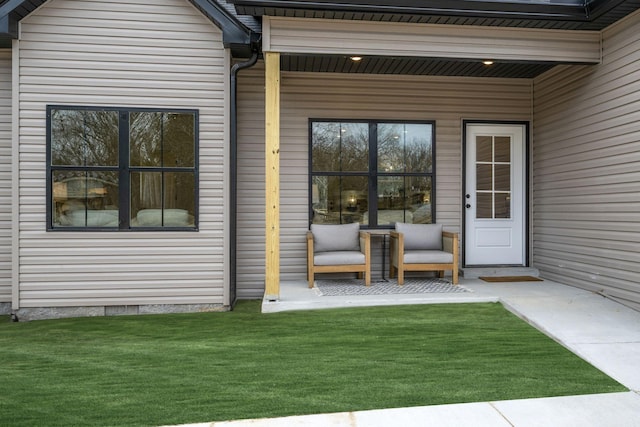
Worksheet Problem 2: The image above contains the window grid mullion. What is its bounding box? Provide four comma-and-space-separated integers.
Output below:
310, 119, 434, 229
119, 111, 130, 229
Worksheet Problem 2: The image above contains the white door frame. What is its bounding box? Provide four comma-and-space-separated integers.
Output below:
462, 121, 529, 267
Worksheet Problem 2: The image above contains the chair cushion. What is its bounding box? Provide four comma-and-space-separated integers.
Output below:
311, 223, 361, 253
396, 223, 442, 250
314, 251, 365, 266
404, 250, 453, 264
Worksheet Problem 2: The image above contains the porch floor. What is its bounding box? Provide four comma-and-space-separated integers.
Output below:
263, 277, 503, 313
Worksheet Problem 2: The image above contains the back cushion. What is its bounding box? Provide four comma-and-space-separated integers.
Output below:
311, 223, 361, 253
395, 223, 442, 251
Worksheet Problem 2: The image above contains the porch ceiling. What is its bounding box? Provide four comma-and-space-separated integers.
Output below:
282, 54, 557, 78
230, 0, 640, 30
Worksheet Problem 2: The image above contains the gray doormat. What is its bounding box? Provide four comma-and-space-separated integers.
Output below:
315, 278, 470, 296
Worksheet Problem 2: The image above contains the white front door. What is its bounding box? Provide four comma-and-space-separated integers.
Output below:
464, 123, 526, 266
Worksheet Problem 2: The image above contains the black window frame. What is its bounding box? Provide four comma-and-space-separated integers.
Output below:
309, 118, 436, 229
46, 105, 199, 231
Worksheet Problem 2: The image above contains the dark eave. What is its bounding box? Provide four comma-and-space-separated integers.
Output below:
0, 0, 45, 47
230, 0, 640, 30
188, 0, 260, 57
282, 55, 560, 78
0, 0, 259, 57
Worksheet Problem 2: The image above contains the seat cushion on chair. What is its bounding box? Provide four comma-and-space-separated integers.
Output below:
396, 223, 443, 251
311, 223, 360, 253
404, 250, 453, 264
314, 251, 365, 266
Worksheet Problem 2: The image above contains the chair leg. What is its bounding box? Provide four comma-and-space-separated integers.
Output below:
452, 268, 459, 285
365, 270, 370, 286
308, 267, 314, 288
438, 271, 444, 278
398, 268, 404, 286
389, 264, 395, 279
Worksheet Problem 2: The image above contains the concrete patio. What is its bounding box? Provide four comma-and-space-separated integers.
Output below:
170, 278, 640, 427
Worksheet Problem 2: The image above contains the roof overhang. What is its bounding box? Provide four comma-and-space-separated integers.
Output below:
188, 0, 260, 57
0, 0, 259, 57
229, 0, 640, 30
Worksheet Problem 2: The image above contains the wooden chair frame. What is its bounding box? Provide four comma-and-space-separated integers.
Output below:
389, 230, 459, 285
307, 231, 371, 288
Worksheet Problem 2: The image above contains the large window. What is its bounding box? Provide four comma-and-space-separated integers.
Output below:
47, 106, 198, 230
310, 120, 435, 228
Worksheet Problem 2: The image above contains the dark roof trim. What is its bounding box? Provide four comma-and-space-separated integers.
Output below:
0, 0, 45, 38
0, 0, 259, 57
229, 0, 640, 30
188, 0, 260, 57
229, 0, 591, 19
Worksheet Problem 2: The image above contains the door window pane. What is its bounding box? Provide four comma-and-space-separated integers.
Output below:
495, 193, 511, 219
494, 137, 511, 162
477, 193, 492, 219
476, 164, 492, 191
476, 136, 492, 162
495, 165, 511, 192
475, 135, 511, 220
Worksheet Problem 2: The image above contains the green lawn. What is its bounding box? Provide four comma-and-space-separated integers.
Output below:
0, 301, 626, 426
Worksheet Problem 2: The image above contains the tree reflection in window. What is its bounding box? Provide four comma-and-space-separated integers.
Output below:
48, 107, 198, 230
310, 120, 434, 227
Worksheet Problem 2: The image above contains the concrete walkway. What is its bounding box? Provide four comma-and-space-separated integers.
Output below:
167, 279, 640, 427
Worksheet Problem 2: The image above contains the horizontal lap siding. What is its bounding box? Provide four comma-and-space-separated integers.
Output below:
18, 0, 228, 308
266, 17, 601, 63
236, 66, 531, 297
0, 50, 10, 304
532, 11, 640, 311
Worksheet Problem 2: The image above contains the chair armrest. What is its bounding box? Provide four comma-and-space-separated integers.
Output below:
390, 230, 403, 267
442, 231, 458, 256
359, 231, 371, 257
307, 231, 314, 257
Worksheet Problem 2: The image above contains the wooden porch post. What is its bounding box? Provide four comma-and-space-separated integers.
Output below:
264, 51, 280, 301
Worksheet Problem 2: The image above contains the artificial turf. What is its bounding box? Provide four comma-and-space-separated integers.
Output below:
0, 301, 626, 426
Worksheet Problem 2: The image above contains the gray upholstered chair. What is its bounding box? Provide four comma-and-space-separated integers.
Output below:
389, 223, 459, 285
307, 223, 371, 288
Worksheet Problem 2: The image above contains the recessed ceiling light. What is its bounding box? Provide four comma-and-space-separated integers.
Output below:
483, 60, 494, 66
350, 56, 363, 62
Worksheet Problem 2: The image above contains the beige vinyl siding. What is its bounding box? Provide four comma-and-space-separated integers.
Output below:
236, 66, 531, 297
264, 17, 601, 64
16, 0, 229, 308
532, 10, 640, 310
0, 50, 11, 306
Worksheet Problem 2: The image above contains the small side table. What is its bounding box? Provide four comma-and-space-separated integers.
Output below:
365, 229, 392, 281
